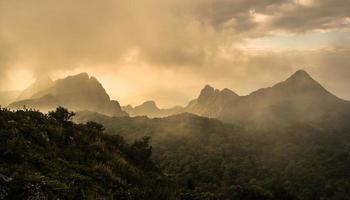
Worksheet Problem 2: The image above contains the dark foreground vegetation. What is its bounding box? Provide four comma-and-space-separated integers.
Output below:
0, 107, 174, 199
2, 107, 350, 199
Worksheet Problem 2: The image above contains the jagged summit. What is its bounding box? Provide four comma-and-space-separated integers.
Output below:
199, 84, 216, 96
9, 72, 128, 117
198, 85, 238, 103
185, 69, 350, 125
202, 85, 215, 92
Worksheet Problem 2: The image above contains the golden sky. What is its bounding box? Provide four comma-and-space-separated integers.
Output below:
0, 0, 349, 107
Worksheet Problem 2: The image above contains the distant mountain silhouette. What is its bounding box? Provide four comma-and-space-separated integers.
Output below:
123, 100, 183, 118
8, 69, 350, 124
187, 70, 350, 126
9, 73, 128, 117
185, 85, 239, 117
121, 70, 350, 125
16, 75, 54, 101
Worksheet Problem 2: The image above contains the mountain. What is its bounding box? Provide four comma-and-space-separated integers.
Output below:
185, 70, 350, 126
8, 73, 128, 117
119, 69, 350, 125
123, 100, 183, 118
0, 90, 21, 106
185, 85, 239, 118
16, 75, 54, 101
8, 69, 350, 125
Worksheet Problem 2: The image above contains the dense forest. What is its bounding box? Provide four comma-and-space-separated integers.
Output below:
2, 107, 350, 199
76, 111, 350, 200
0, 107, 175, 199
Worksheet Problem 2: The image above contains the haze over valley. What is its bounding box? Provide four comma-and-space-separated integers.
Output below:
1, 0, 350, 199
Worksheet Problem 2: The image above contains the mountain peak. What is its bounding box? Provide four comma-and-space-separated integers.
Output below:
202, 85, 215, 93
198, 85, 216, 101
11, 72, 127, 117
140, 101, 158, 109
75, 72, 89, 78
288, 70, 313, 81
280, 69, 323, 89
67, 72, 90, 81
220, 88, 239, 97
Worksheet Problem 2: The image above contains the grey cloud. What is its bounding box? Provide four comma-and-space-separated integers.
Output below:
192, 0, 350, 34
268, 0, 350, 32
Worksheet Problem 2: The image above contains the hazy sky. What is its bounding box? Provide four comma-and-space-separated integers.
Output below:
0, 0, 349, 107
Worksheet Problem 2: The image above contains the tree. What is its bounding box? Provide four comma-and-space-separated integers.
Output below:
86, 121, 105, 132
48, 107, 75, 123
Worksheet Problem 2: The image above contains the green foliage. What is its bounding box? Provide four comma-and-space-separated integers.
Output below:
3, 108, 350, 199
48, 106, 75, 124
78, 112, 350, 200
0, 108, 175, 199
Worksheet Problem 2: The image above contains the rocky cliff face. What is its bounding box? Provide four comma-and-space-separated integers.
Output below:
185, 85, 239, 118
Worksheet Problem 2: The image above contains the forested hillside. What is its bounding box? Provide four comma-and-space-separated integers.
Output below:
76, 111, 350, 200
0, 107, 174, 199
2, 107, 350, 199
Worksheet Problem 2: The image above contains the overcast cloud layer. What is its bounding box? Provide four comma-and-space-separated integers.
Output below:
0, 0, 349, 106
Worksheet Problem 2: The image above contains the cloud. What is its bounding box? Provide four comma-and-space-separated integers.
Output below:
268, 0, 350, 32
0, 0, 348, 71
0, 0, 349, 103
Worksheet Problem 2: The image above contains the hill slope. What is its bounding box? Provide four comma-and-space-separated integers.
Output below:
0, 107, 172, 199
75, 111, 350, 199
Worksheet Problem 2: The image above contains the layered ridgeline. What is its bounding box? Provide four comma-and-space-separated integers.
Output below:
123, 101, 183, 118
0, 107, 174, 199
75, 110, 350, 199
5, 69, 350, 125
187, 70, 350, 126
124, 70, 350, 126
8, 73, 127, 117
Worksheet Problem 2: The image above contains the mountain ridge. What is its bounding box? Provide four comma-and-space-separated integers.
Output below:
8, 73, 127, 117
122, 100, 183, 118
6, 69, 350, 125
118, 69, 350, 126
199, 70, 350, 125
